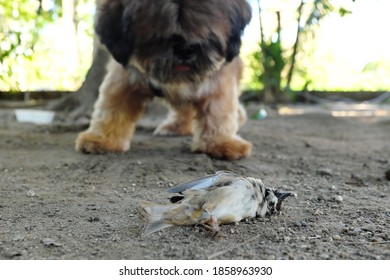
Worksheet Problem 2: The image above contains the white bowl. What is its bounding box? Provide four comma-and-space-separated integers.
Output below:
14, 109, 55, 125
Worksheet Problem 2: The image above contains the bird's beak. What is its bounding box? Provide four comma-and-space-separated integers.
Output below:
276, 192, 297, 211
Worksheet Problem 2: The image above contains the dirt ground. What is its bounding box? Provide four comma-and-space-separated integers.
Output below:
0, 102, 389, 260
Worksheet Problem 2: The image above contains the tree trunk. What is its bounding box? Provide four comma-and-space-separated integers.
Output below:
285, 0, 305, 91
47, 0, 109, 117
47, 45, 109, 115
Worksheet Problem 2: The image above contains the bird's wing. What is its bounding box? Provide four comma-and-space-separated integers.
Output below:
166, 171, 239, 193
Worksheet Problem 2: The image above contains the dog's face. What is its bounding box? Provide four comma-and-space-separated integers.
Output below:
96, 0, 251, 84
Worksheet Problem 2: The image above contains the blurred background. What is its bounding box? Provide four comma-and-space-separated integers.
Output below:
0, 0, 389, 105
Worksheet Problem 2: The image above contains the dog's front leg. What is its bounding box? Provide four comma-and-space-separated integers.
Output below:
192, 68, 252, 160
191, 99, 252, 160
75, 60, 151, 154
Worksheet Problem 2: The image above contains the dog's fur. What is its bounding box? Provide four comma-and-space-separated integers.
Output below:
76, 0, 252, 160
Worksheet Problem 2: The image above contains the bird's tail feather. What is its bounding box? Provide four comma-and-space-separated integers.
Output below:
139, 202, 173, 236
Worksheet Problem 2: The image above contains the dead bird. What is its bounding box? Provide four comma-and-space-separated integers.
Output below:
139, 171, 296, 236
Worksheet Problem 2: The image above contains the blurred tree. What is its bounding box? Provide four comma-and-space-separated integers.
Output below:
62, 0, 80, 76
252, 0, 354, 103
257, 9, 286, 103
0, 0, 61, 90
48, 0, 109, 116
0, 0, 108, 115
0, 0, 95, 92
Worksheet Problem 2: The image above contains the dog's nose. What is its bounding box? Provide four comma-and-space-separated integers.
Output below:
173, 45, 197, 61
171, 35, 197, 61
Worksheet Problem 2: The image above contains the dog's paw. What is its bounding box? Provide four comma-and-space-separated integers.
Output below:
75, 131, 130, 154
153, 122, 192, 136
195, 136, 252, 160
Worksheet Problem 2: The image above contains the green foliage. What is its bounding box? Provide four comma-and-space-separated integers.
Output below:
338, 7, 352, 17
0, 0, 94, 91
260, 40, 285, 91
251, 38, 286, 102
0, 0, 61, 90
250, 0, 357, 102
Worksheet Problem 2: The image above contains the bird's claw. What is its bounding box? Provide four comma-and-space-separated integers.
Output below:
202, 215, 226, 239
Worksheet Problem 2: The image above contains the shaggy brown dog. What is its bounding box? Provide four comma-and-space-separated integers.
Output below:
76, 0, 252, 160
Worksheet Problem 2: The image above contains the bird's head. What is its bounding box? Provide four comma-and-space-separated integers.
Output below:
258, 188, 297, 217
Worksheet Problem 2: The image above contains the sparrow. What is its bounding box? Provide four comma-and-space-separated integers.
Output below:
139, 171, 296, 236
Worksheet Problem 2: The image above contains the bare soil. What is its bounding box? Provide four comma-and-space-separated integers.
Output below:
0, 103, 389, 260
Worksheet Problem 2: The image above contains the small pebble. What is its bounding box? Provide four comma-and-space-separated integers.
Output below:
4, 251, 22, 258
13, 234, 24, 242
88, 216, 100, 222
319, 253, 330, 259
361, 224, 377, 232
27, 190, 35, 197
353, 227, 362, 234
371, 237, 383, 243
335, 195, 343, 202
314, 209, 323, 215
316, 168, 332, 176
333, 235, 341, 241
342, 227, 349, 233
294, 221, 308, 227
41, 238, 62, 247
251, 108, 268, 120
